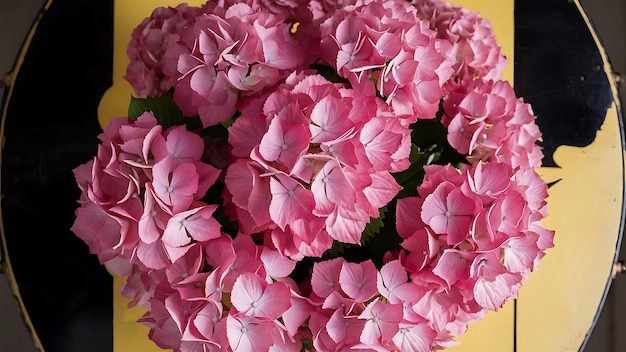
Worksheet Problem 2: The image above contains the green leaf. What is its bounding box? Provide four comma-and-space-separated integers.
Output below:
309, 62, 349, 84
128, 94, 202, 130
361, 207, 387, 246
323, 240, 351, 259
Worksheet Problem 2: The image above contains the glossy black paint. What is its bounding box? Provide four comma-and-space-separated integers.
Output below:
1, 0, 114, 351
515, 0, 614, 168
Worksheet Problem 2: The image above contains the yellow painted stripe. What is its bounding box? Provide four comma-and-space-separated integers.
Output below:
520, 101, 623, 351
113, 273, 163, 352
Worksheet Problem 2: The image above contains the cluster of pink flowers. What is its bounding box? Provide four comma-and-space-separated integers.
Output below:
73, 0, 554, 351
319, 0, 454, 119
413, 0, 508, 90
225, 71, 410, 259
125, 4, 202, 98
72, 112, 222, 270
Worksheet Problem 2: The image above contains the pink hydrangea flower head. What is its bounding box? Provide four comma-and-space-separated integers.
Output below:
414, 0, 508, 90
125, 3, 202, 97
225, 72, 410, 257
320, 0, 455, 120
167, 3, 306, 127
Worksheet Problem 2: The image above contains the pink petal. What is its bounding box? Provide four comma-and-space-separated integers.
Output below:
229, 113, 268, 158
311, 160, 354, 215
309, 96, 351, 143
281, 295, 315, 338
231, 273, 291, 320
136, 240, 170, 269
432, 250, 469, 287
474, 272, 522, 311
226, 315, 274, 352
165, 125, 204, 162
502, 233, 540, 273
392, 323, 437, 352
269, 175, 315, 230
184, 205, 221, 242
326, 309, 364, 345
311, 257, 345, 298
163, 206, 218, 248
363, 171, 402, 210
260, 248, 297, 279
395, 197, 425, 239
359, 300, 402, 345
376, 260, 408, 303
255, 282, 292, 320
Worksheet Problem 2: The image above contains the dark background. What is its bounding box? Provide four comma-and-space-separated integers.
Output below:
0, 0, 624, 351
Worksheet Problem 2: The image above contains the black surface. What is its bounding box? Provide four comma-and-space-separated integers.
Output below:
515, 0, 614, 168
1, 0, 114, 351
0, 0, 621, 351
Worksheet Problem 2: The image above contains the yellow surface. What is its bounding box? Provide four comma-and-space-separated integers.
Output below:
113, 274, 163, 352
102, 1, 624, 352
521, 103, 622, 350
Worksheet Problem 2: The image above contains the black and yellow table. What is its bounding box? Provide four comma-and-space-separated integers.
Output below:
1, 0, 623, 351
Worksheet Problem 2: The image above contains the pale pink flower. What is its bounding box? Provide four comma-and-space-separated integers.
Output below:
486, 190, 528, 238
260, 248, 297, 279
152, 158, 199, 213
339, 260, 379, 302
281, 294, 317, 338
431, 249, 471, 288
269, 174, 316, 231
311, 257, 346, 298
470, 251, 523, 311
320, 0, 454, 119
421, 181, 478, 245
392, 322, 437, 352
466, 161, 511, 204
377, 260, 421, 304
259, 106, 310, 170
359, 299, 403, 346
326, 308, 365, 345
231, 272, 292, 319
321, 290, 358, 315
181, 300, 224, 344
162, 205, 221, 248
138, 184, 172, 244
226, 315, 275, 352
400, 227, 441, 272
502, 233, 541, 273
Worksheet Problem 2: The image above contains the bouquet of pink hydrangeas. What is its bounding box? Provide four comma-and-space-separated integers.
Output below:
71, 0, 554, 350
